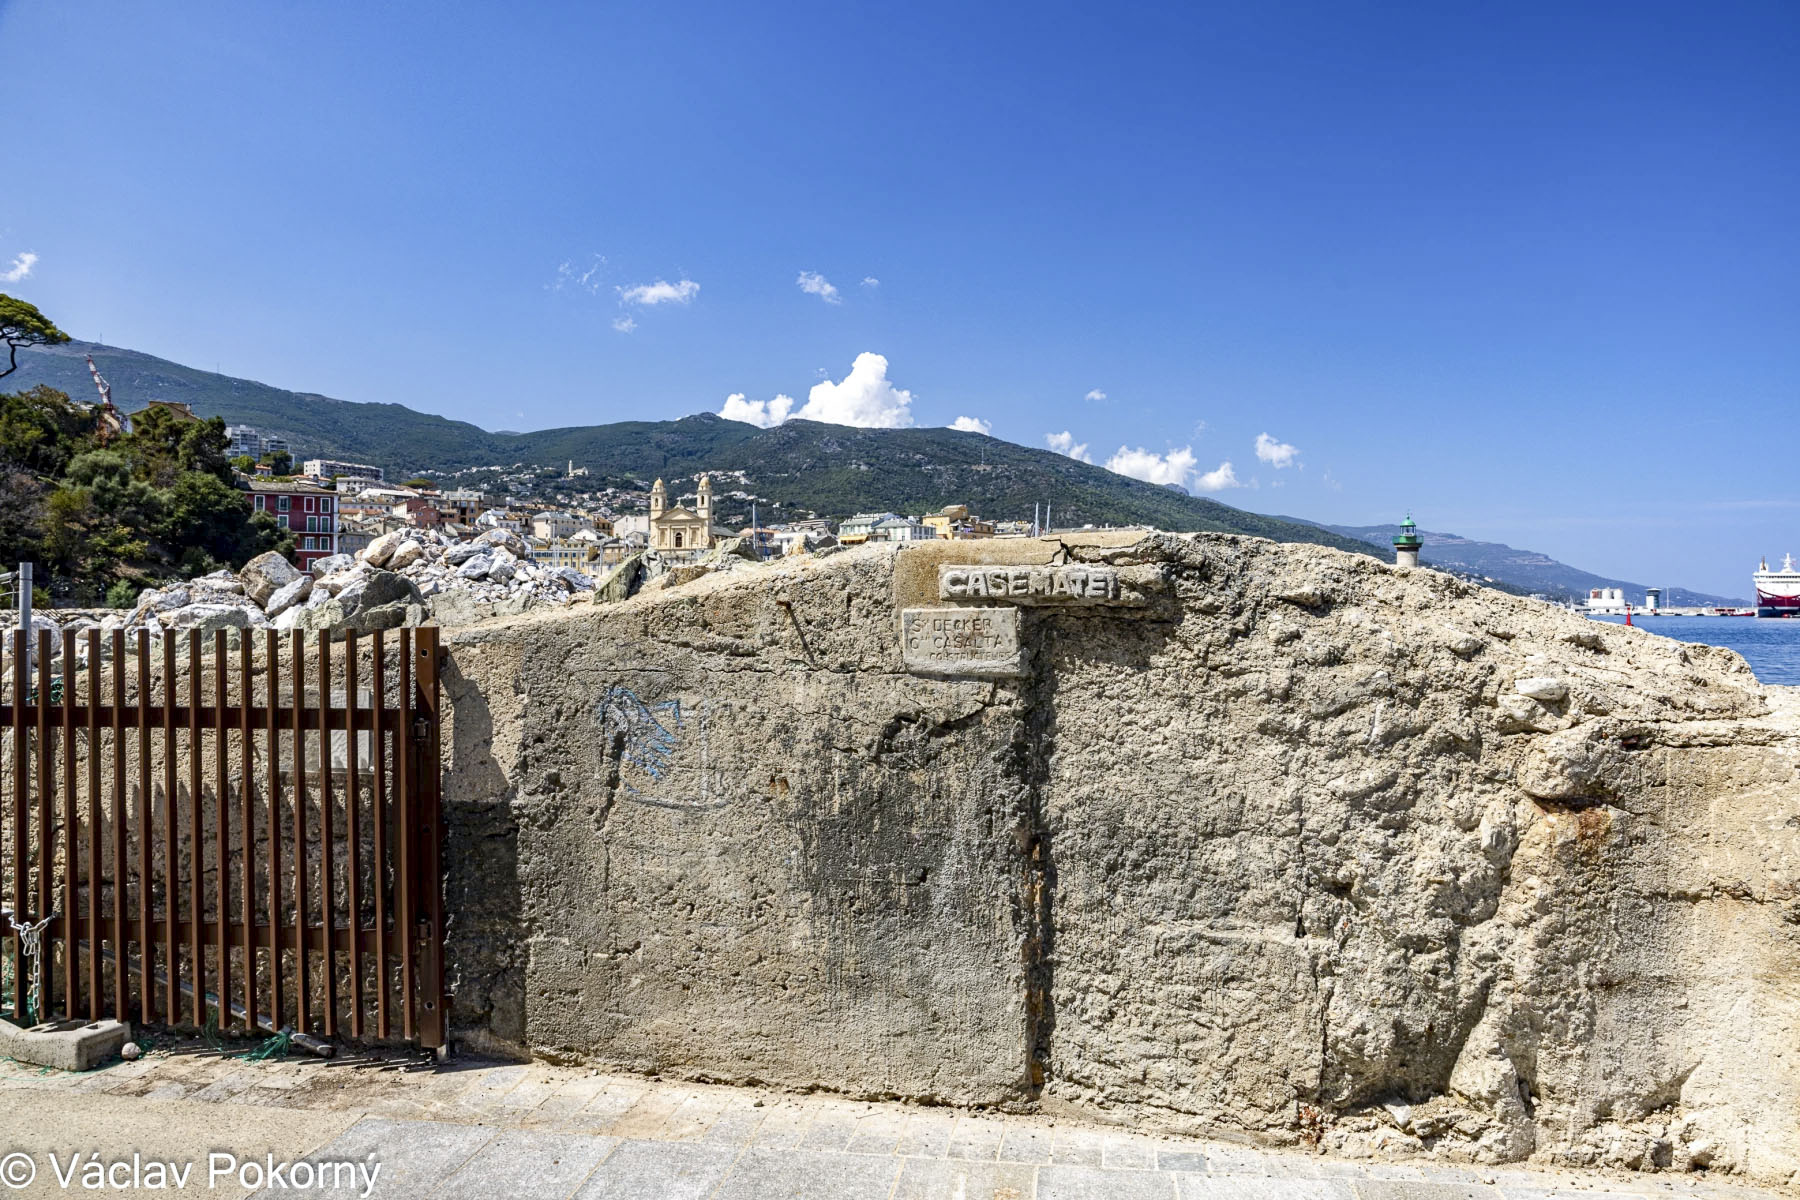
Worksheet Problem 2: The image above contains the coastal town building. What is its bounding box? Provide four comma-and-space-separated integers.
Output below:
871, 516, 936, 543
476, 508, 528, 535
531, 510, 591, 540
244, 478, 340, 571
533, 529, 603, 570
649, 475, 728, 554
336, 520, 379, 558
735, 526, 780, 557
837, 512, 902, 544
439, 488, 488, 524
770, 527, 838, 556
1585, 587, 1629, 615
302, 458, 384, 483
922, 504, 994, 540
396, 498, 446, 528
598, 536, 637, 566
225, 424, 266, 459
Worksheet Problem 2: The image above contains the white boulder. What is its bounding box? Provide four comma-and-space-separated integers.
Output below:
361, 529, 411, 568
238, 551, 302, 606
386, 539, 427, 571
165, 603, 260, 636
479, 528, 530, 558
263, 575, 314, 619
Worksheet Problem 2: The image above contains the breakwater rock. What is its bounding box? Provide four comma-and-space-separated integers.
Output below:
439, 532, 1800, 1184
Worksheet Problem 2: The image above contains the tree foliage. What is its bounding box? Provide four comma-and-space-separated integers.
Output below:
123, 405, 234, 486
0, 382, 291, 602
0, 294, 70, 381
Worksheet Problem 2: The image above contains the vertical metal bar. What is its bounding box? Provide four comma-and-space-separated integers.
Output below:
265, 631, 282, 1031
414, 627, 445, 1048
317, 630, 336, 1039
371, 629, 389, 1040
240, 631, 256, 1033
162, 632, 176, 1022
396, 628, 415, 1041
292, 630, 309, 1034
7, 632, 21, 1021
85, 632, 101, 1020
58, 629, 73, 1017
111, 629, 127, 1020
344, 631, 363, 1037
36, 630, 54, 1018
136, 632, 152, 1025
187, 630, 203, 1027
214, 629, 229, 1028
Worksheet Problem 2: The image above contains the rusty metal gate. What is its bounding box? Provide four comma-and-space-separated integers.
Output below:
0, 626, 445, 1049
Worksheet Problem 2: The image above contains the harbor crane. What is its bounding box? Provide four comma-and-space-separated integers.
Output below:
84, 353, 127, 444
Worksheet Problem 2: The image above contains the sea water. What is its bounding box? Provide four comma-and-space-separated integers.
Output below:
1587, 615, 1800, 686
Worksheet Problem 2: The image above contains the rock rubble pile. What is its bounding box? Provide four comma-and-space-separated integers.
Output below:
4, 529, 597, 660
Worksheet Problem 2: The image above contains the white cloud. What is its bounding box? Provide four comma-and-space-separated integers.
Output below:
950, 416, 991, 435
1254, 433, 1299, 469
718, 352, 916, 429
1084, 389, 1107, 403
720, 392, 795, 428
1105, 445, 1197, 487
611, 316, 637, 334
2, 252, 37, 283
861, 276, 880, 289
1195, 461, 1241, 491
796, 271, 841, 304
797, 352, 914, 427
1046, 431, 1093, 463
618, 278, 699, 306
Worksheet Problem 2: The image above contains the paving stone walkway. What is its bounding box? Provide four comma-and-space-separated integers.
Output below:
0, 1043, 1784, 1200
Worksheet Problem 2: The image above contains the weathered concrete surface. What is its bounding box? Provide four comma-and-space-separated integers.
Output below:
443, 544, 1033, 1107
14, 1047, 1769, 1200
0, 1018, 129, 1071
440, 533, 1800, 1187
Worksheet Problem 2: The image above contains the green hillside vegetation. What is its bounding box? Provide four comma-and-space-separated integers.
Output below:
9, 342, 1381, 555
0, 384, 291, 605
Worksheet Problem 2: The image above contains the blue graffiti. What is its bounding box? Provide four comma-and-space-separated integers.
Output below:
598, 685, 734, 811
601, 687, 683, 782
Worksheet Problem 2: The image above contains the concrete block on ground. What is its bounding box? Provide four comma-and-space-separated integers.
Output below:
0, 1017, 128, 1071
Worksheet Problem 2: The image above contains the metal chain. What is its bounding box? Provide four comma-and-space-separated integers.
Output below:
3, 908, 56, 1025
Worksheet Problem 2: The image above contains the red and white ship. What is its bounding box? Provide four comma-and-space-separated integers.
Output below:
1754, 554, 1800, 617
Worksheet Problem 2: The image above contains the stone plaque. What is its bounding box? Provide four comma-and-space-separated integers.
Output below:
939, 564, 1121, 604
901, 606, 1025, 678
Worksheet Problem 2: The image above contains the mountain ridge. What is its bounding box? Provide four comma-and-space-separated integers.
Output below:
7, 342, 1379, 555
1282, 519, 1746, 607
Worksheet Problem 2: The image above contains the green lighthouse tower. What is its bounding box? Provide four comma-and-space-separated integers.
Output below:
1393, 514, 1423, 567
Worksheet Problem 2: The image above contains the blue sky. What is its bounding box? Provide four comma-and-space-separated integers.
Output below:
1, 1, 1796, 595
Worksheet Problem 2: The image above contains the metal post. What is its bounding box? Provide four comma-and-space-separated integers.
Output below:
18, 563, 31, 679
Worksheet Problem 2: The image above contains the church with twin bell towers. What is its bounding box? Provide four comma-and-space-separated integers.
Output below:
649, 473, 727, 556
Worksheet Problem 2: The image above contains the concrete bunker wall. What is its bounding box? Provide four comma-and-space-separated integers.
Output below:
439, 534, 1800, 1182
